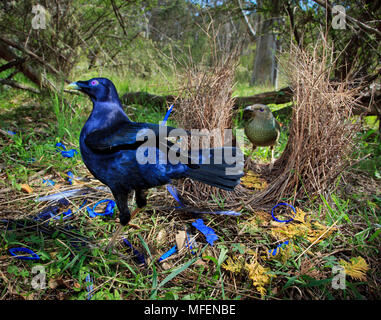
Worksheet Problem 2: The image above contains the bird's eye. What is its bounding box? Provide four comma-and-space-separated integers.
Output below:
259, 107, 264, 112
90, 80, 99, 86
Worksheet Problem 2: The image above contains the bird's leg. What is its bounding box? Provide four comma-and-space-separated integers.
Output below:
245, 145, 256, 169
269, 146, 275, 171
106, 191, 131, 250
106, 190, 147, 250
127, 189, 147, 229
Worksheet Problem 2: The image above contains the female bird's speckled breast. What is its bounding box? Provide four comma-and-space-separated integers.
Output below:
245, 117, 279, 147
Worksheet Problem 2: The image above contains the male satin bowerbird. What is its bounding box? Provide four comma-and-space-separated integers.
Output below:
243, 104, 280, 171
67, 78, 243, 248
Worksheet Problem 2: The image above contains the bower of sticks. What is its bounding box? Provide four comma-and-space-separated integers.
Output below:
169, 39, 360, 216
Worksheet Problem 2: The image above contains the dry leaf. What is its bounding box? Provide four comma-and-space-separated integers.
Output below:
175, 230, 187, 250
157, 229, 167, 245
20, 184, 33, 194
161, 262, 172, 270
194, 259, 208, 268
48, 277, 68, 289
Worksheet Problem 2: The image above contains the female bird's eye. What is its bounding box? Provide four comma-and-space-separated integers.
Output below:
90, 80, 99, 86
259, 107, 264, 112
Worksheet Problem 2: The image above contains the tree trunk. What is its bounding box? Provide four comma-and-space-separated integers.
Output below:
251, 0, 280, 87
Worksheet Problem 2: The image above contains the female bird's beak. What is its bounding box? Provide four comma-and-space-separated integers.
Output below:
66, 82, 80, 90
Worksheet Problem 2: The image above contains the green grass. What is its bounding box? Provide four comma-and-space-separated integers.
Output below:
0, 72, 380, 300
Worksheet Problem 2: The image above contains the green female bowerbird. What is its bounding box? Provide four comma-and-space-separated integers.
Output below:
243, 104, 280, 170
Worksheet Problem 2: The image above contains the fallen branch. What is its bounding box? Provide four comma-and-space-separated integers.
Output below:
0, 79, 40, 93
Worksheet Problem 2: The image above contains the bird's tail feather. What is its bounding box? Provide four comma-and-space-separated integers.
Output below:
184, 147, 244, 191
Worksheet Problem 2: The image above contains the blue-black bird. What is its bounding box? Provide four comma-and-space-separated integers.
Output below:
67, 78, 243, 248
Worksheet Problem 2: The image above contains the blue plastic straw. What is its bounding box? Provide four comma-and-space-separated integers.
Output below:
9, 247, 40, 260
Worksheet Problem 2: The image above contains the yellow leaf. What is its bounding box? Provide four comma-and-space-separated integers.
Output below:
241, 171, 268, 190
339, 256, 369, 281
271, 207, 335, 244
244, 254, 275, 297
222, 256, 244, 274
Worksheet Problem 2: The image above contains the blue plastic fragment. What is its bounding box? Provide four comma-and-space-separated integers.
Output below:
85, 273, 94, 300
158, 232, 197, 262
67, 171, 74, 185
9, 247, 40, 260
35, 186, 110, 202
55, 142, 78, 158
158, 245, 177, 262
7, 130, 16, 135
268, 240, 290, 256
161, 104, 174, 126
57, 209, 73, 220
166, 184, 184, 208
271, 202, 296, 223
123, 239, 146, 265
192, 219, 218, 246
186, 233, 197, 254
42, 179, 55, 186
34, 205, 59, 221
61, 149, 78, 158
55, 142, 66, 150
34, 205, 73, 221
87, 199, 115, 218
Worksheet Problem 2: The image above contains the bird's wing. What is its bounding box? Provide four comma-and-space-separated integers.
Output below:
85, 121, 180, 152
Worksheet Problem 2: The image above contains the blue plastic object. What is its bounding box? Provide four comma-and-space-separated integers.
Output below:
268, 240, 290, 256
55, 142, 78, 158
42, 179, 55, 186
166, 184, 184, 208
9, 247, 40, 260
271, 202, 296, 223
161, 104, 174, 126
85, 273, 94, 300
192, 219, 218, 246
123, 239, 146, 265
158, 245, 177, 262
87, 199, 115, 218
67, 171, 74, 185
158, 232, 197, 262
